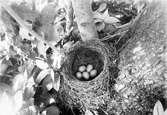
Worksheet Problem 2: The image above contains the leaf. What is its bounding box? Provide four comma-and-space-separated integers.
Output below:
153, 101, 164, 115
35, 59, 49, 70
36, 69, 51, 84
53, 72, 60, 91
96, 2, 107, 12
93, 9, 120, 24
102, 9, 120, 24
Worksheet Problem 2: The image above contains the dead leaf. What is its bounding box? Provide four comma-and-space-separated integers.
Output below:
153, 101, 164, 115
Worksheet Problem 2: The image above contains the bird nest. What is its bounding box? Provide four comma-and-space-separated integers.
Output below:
61, 40, 116, 109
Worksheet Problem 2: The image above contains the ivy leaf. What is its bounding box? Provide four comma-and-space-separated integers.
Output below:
36, 69, 51, 84
153, 101, 164, 115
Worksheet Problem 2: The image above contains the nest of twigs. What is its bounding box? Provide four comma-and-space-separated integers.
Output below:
61, 39, 116, 109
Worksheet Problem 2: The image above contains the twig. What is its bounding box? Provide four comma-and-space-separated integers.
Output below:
101, 4, 147, 43
100, 30, 127, 41
117, 5, 147, 52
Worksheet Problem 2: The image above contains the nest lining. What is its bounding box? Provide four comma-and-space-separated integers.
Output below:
71, 47, 104, 81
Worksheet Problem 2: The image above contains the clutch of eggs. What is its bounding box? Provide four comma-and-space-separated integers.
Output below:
76, 64, 97, 79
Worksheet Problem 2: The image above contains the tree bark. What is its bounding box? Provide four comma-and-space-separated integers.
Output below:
71, 0, 98, 41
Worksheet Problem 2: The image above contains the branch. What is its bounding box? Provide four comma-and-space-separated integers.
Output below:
71, 0, 98, 41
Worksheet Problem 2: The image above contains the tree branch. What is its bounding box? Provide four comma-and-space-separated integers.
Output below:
71, 0, 98, 41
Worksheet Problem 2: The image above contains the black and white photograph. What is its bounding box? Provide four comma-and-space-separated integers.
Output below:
0, 0, 167, 115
